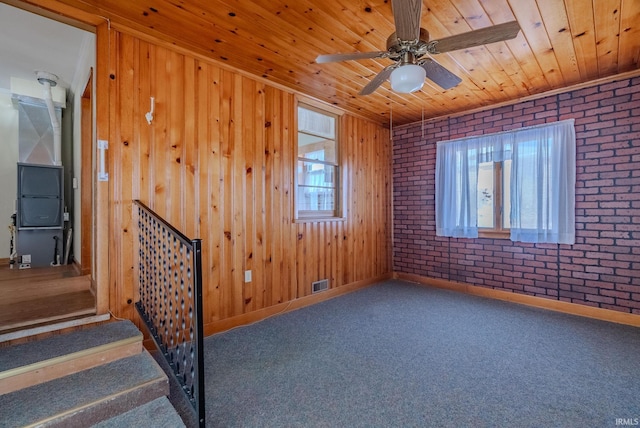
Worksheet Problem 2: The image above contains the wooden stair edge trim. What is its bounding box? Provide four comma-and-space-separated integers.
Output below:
0, 313, 111, 344
0, 337, 143, 395
21, 352, 169, 428
395, 272, 640, 327
0, 308, 97, 333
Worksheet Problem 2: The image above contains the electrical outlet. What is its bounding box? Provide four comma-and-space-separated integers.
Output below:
244, 270, 252, 283
22, 254, 31, 263
64, 212, 70, 221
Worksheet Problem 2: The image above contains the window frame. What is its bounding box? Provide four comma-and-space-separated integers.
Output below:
478, 160, 510, 239
294, 99, 345, 222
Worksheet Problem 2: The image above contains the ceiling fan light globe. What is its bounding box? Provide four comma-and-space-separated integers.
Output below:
390, 64, 426, 93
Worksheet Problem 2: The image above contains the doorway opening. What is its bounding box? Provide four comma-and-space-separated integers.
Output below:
0, 3, 96, 334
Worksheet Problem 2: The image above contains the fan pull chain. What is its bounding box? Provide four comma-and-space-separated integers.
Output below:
389, 104, 393, 142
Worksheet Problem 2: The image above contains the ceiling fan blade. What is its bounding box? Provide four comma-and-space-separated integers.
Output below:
316, 51, 389, 64
359, 64, 398, 95
429, 21, 521, 54
391, 0, 422, 41
418, 58, 462, 90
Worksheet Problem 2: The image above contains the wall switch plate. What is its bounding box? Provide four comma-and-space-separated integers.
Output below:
244, 270, 252, 283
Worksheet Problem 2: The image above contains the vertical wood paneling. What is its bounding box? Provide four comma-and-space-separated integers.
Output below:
263, 86, 276, 306
107, 29, 392, 325
183, 58, 197, 238
283, 92, 297, 303
138, 42, 151, 206
210, 65, 224, 322
242, 78, 255, 311
111, 32, 135, 319
219, 69, 233, 319
231, 74, 244, 315
252, 81, 266, 310
195, 61, 213, 321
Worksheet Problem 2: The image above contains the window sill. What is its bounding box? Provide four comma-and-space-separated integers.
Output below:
478, 230, 510, 239
294, 216, 346, 224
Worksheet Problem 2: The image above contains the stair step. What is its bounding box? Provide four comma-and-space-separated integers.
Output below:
0, 320, 142, 394
0, 350, 169, 427
90, 396, 186, 428
0, 290, 96, 333
3, 274, 92, 305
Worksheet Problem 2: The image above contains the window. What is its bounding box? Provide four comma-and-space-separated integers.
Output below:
435, 119, 576, 244
296, 104, 341, 219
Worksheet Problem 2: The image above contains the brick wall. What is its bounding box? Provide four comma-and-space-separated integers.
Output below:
392, 76, 640, 314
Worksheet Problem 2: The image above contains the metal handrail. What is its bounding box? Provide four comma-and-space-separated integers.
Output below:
134, 200, 205, 427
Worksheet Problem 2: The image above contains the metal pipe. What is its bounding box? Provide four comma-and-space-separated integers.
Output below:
36, 71, 62, 166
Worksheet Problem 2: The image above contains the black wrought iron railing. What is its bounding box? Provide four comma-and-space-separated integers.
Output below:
134, 200, 205, 427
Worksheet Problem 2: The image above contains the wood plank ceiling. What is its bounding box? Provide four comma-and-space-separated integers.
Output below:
33, 0, 640, 125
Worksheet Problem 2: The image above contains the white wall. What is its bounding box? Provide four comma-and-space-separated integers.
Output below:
0, 93, 19, 259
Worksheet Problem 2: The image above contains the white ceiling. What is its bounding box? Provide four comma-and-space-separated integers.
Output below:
0, 2, 91, 92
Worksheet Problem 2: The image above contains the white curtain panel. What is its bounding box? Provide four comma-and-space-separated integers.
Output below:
509, 121, 576, 244
435, 119, 575, 244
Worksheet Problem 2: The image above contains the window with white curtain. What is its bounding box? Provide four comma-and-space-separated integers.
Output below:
296, 104, 341, 219
435, 119, 576, 244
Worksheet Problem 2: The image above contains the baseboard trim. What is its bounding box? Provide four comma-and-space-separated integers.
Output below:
203, 273, 393, 336
395, 272, 640, 327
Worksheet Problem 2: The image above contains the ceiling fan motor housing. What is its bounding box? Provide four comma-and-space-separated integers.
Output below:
386, 28, 430, 60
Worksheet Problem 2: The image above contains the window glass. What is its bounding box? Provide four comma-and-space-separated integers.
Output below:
503, 159, 512, 229
477, 162, 494, 229
298, 133, 337, 164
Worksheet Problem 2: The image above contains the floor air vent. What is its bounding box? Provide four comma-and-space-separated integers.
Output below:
312, 279, 329, 293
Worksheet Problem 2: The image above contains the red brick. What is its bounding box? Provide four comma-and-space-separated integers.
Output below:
559, 291, 585, 300
616, 299, 640, 309
600, 289, 631, 299
585, 294, 615, 304
585, 265, 614, 274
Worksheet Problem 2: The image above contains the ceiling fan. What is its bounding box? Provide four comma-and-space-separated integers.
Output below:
316, 0, 521, 95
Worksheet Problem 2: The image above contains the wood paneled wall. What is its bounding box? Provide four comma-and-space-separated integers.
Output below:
105, 30, 392, 328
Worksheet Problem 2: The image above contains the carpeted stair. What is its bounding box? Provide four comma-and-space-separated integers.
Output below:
0, 320, 185, 427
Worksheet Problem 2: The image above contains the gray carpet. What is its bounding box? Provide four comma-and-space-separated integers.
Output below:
0, 351, 166, 427
0, 320, 140, 371
92, 397, 186, 428
202, 279, 640, 427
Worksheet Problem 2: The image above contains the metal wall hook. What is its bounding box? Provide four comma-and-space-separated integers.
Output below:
145, 97, 155, 124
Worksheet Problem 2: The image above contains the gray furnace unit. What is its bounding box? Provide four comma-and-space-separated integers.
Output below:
16, 163, 64, 267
